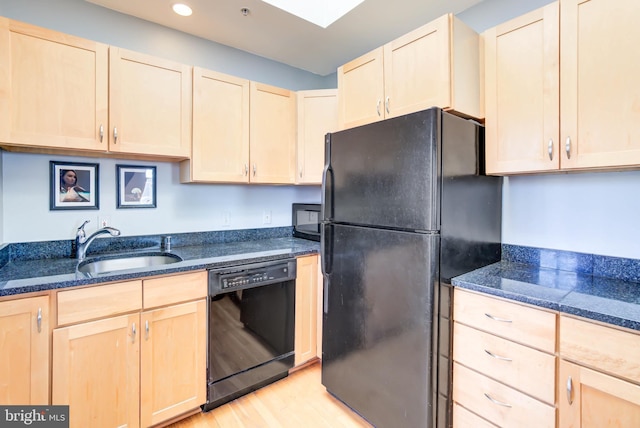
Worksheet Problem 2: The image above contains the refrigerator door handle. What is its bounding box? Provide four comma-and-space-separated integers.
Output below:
321, 223, 333, 314
321, 223, 333, 276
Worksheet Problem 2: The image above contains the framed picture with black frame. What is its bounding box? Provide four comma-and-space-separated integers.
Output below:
50, 161, 99, 210
116, 165, 157, 209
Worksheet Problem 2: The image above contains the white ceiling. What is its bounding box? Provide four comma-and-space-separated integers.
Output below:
85, 0, 484, 76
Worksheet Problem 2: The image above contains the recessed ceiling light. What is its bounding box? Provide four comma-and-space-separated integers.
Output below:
172, 3, 193, 17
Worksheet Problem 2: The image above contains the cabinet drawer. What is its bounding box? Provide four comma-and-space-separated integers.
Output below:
453, 403, 497, 428
453, 363, 555, 428
57, 281, 142, 325
560, 315, 640, 383
454, 289, 556, 352
143, 271, 207, 309
453, 322, 556, 404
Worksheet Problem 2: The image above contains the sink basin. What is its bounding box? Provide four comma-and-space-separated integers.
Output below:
77, 253, 183, 275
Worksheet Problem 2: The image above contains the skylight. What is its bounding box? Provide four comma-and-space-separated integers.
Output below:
261, 0, 365, 28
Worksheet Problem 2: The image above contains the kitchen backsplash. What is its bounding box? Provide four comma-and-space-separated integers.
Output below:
503, 244, 640, 283
0, 226, 294, 266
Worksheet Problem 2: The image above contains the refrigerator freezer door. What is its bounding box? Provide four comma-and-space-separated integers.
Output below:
321, 223, 439, 428
323, 108, 440, 232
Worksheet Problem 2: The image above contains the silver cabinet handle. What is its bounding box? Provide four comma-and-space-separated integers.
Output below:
253, 164, 257, 177
385, 97, 390, 114
131, 322, 136, 343
299, 168, 303, 178
485, 313, 513, 323
565, 136, 571, 159
484, 349, 512, 362
244, 164, 248, 176
99, 124, 104, 143
145, 320, 149, 340
113, 127, 118, 144
566, 376, 573, 404
376, 99, 381, 116
484, 393, 512, 408
548, 139, 554, 160
37, 308, 42, 333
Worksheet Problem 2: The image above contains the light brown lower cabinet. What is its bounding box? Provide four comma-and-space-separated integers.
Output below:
558, 315, 640, 427
52, 272, 207, 428
0, 295, 50, 405
452, 289, 556, 428
295, 254, 319, 366
558, 360, 640, 427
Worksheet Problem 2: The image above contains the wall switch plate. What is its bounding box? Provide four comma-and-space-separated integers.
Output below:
262, 210, 272, 224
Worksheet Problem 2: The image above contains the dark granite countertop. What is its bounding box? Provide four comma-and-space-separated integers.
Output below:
0, 236, 320, 297
452, 245, 640, 332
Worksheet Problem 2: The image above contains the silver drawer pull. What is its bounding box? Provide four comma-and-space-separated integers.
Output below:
131, 322, 136, 343
566, 376, 573, 405
485, 313, 513, 323
145, 320, 149, 340
565, 136, 571, 159
548, 139, 553, 160
484, 393, 512, 408
99, 124, 104, 142
484, 349, 513, 361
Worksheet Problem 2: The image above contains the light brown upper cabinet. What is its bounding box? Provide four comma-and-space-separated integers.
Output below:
484, 3, 560, 174
296, 89, 338, 184
249, 82, 297, 184
109, 47, 192, 159
182, 75, 296, 184
181, 68, 251, 183
0, 18, 109, 152
485, 0, 640, 174
0, 18, 191, 160
337, 13, 481, 130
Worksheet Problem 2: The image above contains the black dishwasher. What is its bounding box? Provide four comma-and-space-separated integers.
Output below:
203, 258, 296, 411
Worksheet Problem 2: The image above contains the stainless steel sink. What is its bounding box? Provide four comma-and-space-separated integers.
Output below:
77, 253, 183, 275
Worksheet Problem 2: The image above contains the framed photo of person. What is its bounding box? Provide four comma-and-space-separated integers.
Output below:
50, 161, 99, 210
116, 165, 157, 209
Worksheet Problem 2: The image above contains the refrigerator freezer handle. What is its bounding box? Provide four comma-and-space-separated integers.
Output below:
321, 133, 332, 221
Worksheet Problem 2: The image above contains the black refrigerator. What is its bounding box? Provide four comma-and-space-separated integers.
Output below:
321, 107, 502, 428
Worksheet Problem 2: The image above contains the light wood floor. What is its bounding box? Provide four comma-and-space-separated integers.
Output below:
169, 362, 373, 428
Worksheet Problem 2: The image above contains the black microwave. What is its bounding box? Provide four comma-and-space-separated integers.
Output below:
292, 203, 321, 241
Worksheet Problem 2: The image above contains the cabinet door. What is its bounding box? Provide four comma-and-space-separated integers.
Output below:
109, 47, 191, 158
0, 18, 108, 151
484, 3, 560, 174
249, 82, 296, 184
295, 255, 319, 366
52, 314, 140, 428
140, 300, 206, 427
384, 14, 475, 119
0, 296, 49, 405
561, 0, 640, 169
296, 89, 337, 184
337, 47, 384, 129
559, 360, 640, 427
185, 68, 250, 183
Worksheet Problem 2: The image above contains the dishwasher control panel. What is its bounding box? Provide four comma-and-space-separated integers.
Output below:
208, 259, 297, 294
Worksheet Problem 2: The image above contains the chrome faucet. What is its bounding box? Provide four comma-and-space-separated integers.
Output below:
75, 220, 121, 261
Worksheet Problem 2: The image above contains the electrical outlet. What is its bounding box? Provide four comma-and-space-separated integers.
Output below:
262, 210, 272, 224
222, 211, 231, 227
98, 216, 110, 228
